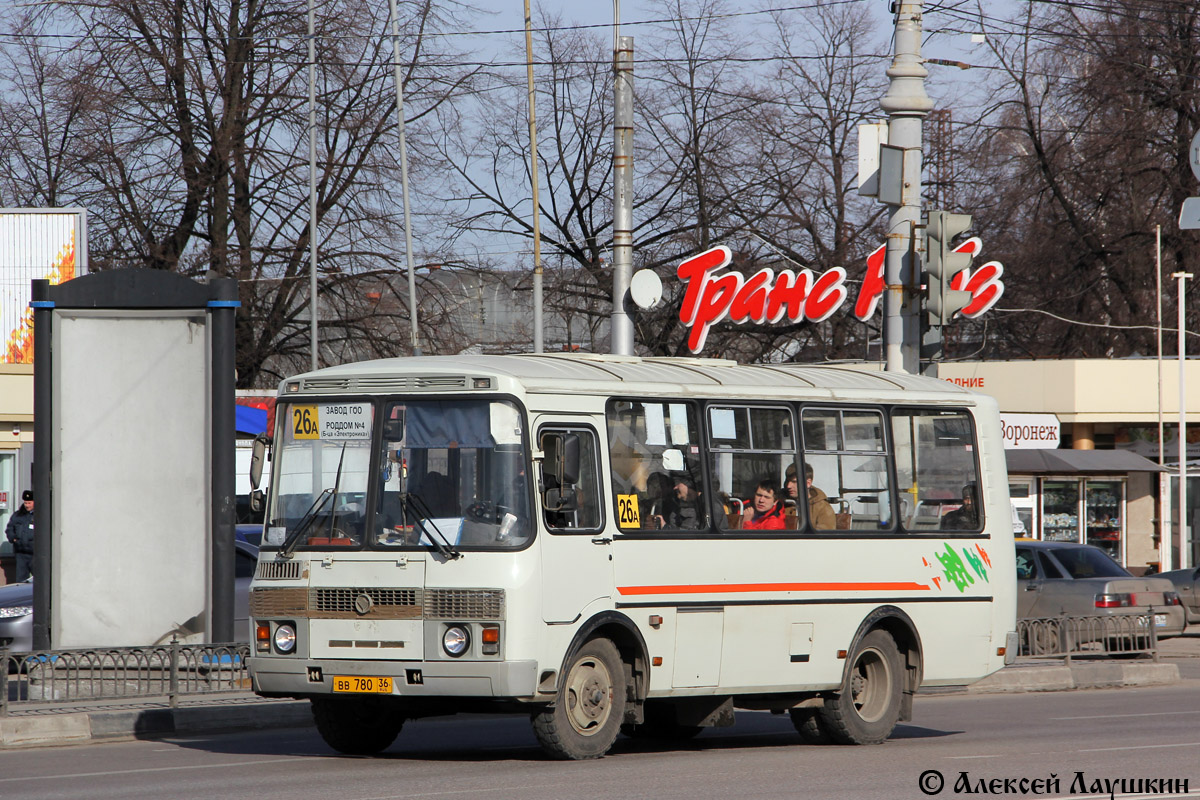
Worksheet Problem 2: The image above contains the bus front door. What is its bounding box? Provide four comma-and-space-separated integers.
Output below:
536, 421, 613, 623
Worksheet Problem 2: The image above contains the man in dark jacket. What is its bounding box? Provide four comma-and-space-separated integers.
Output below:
5, 490, 34, 581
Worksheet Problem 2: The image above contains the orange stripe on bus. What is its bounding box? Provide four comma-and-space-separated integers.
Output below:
616, 582, 931, 596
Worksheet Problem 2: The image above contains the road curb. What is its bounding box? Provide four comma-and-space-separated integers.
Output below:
968, 661, 1180, 693
0, 700, 313, 748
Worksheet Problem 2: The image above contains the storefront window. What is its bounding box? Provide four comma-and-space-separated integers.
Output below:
1041, 480, 1080, 543
1084, 480, 1123, 561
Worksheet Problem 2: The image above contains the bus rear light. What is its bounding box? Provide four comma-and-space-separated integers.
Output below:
1095, 593, 1132, 608
481, 625, 500, 655
256, 623, 271, 652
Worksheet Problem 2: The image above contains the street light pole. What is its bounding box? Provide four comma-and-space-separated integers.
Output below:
1175, 270, 1193, 570
307, 0, 318, 371
524, 0, 544, 354
388, 0, 421, 356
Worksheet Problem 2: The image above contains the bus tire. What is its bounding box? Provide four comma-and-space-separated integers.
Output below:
311, 697, 403, 755
820, 629, 902, 745
531, 637, 626, 760
788, 708, 831, 745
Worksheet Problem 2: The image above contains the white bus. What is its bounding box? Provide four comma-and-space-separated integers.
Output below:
247, 354, 1017, 759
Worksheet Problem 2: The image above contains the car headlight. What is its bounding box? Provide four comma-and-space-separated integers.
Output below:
274, 623, 297, 653
0, 605, 32, 619
442, 625, 470, 657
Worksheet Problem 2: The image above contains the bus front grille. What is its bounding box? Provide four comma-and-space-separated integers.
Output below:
424, 589, 505, 620
249, 587, 504, 621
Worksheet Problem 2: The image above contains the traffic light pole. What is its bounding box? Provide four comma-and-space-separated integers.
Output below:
880, 1, 932, 374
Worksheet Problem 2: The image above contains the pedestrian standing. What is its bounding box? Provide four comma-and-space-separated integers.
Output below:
5, 490, 34, 581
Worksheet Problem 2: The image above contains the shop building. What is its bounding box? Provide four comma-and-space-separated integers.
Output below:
940, 359, 1200, 574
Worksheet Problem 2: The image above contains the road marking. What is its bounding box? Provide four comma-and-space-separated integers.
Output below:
944, 754, 1005, 759
1077, 741, 1200, 753
1052, 711, 1200, 721
0, 757, 303, 784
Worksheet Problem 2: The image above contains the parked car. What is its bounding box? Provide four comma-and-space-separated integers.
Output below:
0, 541, 259, 653
1156, 565, 1200, 625
1015, 541, 1186, 650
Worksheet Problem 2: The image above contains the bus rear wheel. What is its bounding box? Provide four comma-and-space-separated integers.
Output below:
532, 638, 626, 760
789, 708, 832, 744
820, 629, 903, 745
311, 697, 404, 755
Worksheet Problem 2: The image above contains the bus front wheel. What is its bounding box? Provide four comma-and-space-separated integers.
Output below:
820, 629, 903, 745
532, 637, 626, 759
311, 697, 404, 755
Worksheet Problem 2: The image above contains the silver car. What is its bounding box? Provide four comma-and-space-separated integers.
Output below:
1155, 565, 1200, 626
1016, 541, 1186, 644
0, 541, 259, 653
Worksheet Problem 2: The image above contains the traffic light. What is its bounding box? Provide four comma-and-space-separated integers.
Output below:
924, 210, 974, 326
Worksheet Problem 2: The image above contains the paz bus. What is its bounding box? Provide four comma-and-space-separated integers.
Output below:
246, 354, 1017, 759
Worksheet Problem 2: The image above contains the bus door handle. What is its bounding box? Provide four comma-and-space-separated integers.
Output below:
591, 537, 612, 545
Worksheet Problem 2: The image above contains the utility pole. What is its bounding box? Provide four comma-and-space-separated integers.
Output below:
879, 1, 933, 373
307, 0, 319, 371
388, 0, 421, 356
611, 35, 635, 355
524, 0, 544, 353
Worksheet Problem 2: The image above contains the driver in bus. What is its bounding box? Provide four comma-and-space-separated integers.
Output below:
940, 483, 979, 530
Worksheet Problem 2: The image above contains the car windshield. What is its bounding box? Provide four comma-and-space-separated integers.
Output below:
1050, 546, 1130, 580
264, 402, 375, 549
374, 399, 531, 550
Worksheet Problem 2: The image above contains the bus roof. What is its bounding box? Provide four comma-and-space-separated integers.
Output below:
280, 354, 983, 405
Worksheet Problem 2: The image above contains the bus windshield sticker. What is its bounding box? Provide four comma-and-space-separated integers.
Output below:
645, 404, 667, 446
616, 494, 641, 528
292, 403, 372, 441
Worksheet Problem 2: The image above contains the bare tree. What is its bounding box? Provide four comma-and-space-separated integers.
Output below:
956, 0, 1200, 359
0, 0, 477, 386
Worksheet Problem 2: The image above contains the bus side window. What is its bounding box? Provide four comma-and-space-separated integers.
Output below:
539, 428, 603, 532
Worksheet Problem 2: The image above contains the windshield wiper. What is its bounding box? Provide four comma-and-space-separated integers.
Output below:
279, 444, 347, 559
278, 489, 334, 558
404, 492, 462, 560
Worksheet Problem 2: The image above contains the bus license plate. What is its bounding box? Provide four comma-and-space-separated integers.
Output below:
332, 675, 393, 694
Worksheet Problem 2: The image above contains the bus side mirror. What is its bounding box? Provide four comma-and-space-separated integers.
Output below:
560, 434, 581, 485
249, 434, 270, 490
250, 489, 264, 514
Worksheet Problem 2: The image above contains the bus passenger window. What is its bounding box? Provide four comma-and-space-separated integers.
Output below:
801, 408, 893, 532
707, 405, 800, 531
891, 409, 983, 533
606, 400, 710, 531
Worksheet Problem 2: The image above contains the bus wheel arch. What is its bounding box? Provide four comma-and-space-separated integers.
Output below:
821, 606, 923, 744
530, 612, 649, 760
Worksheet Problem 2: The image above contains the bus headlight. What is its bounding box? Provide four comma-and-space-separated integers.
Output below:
274, 623, 297, 653
442, 625, 470, 657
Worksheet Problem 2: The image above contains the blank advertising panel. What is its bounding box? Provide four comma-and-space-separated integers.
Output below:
51, 310, 209, 648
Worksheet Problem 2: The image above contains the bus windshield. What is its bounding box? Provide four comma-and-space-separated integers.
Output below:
374, 399, 531, 550
265, 402, 375, 549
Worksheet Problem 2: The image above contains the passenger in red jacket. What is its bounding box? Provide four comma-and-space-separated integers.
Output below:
741, 480, 786, 530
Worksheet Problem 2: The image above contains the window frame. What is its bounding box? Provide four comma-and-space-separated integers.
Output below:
537, 423, 606, 535
889, 405, 986, 535
799, 403, 896, 533
704, 401, 802, 531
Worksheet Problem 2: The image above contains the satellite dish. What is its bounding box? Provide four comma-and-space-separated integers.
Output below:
629, 269, 663, 310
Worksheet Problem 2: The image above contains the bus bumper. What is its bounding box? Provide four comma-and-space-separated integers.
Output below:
249, 656, 539, 699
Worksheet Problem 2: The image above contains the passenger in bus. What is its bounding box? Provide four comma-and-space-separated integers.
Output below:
806, 464, 837, 530
646, 472, 678, 524
784, 464, 799, 500
654, 474, 728, 530
940, 483, 979, 530
741, 480, 786, 530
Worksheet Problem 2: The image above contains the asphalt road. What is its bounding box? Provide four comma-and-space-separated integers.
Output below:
2, 683, 1199, 800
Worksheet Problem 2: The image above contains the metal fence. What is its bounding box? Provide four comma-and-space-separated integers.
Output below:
1017, 613, 1161, 663
1, 638, 251, 715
